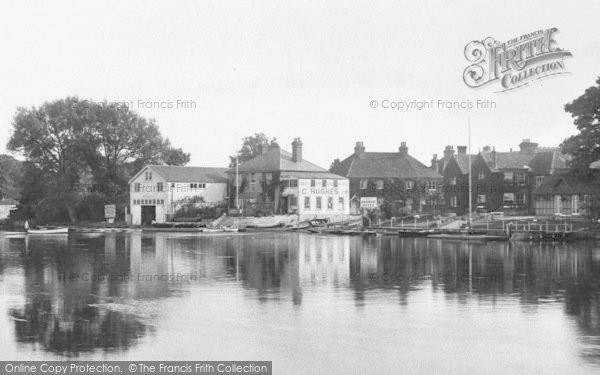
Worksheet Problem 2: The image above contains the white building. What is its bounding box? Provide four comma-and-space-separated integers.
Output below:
0, 199, 18, 220
129, 165, 228, 225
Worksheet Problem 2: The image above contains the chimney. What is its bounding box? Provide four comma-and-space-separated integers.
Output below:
431, 154, 438, 170
457, 145, 467, 155
399, 142, 408, 157
292, 137, 303, 162
443, 145, 455, 160
483, 145, 491, 152
257, 142, 269, 155
519, 138, 538, 154
490, 147, 497, 168
354, 141, 365, 157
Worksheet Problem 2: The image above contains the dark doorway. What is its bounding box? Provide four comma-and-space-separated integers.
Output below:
141, 205, 156, 225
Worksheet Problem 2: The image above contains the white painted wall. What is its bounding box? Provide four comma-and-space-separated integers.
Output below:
129, 166, 227, 225
297, 178, 349, 221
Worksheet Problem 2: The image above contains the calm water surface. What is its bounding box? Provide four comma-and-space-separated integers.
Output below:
0, 232, 599, 374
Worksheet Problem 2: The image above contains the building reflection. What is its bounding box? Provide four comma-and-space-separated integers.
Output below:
1, 233, 598, 360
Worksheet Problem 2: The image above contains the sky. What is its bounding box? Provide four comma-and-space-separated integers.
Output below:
1, 0, 599, 169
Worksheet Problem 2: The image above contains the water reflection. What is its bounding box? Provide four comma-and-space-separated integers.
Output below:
0, 233, 598, 368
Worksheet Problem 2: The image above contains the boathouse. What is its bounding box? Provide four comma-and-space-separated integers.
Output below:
129, 165, 228, 225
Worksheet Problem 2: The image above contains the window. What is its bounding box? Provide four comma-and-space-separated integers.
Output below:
427, 180, 437, 189
572, 195, 579, 214
134, 183, 141, 192
359, 179, 368, 189
405, 180, 414, 189
535, 176, 544, 188
338, 197, 344, 210
190, 183, 196, 189
515, 173, 526, 185
449, 177, 457, 186
504, 172, 513, 182
327, 197, 333, 209
290, 180, 298, 187
478, 172, 485, 180
265, 173, 272, 183
477, 194, 486, 204
316, 197, 322, 210
333, 180, 338, 188
450, 196, 457, 208
503, 193, 515, 204
516, 193, 526, 205
251, 173, 256, 184
322, 180, 327, 187
311, 180, 316, 187
199, 183, 206, 189
145, 171, 152, 180
289, 196, 297, 207
304, 197, 311, 209
157, 182, 163, 192
376, 180, 384, 189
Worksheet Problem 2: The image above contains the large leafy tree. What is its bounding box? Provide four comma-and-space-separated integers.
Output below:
78, 101, 189, 201
562, 76, 600, 177
229, 133, 278, 168
8, 98, 89, 222
0, 154, 24, 199
7, 97, 190, 223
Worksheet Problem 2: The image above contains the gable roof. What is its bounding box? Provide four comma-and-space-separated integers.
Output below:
129, 165, 228, 184
533, 174, 599, 195
336, 152, 441, 179
481, 148, 567, 173
232, 147, 345, 178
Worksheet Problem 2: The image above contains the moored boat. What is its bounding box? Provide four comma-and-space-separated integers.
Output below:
27, 227, 69, 234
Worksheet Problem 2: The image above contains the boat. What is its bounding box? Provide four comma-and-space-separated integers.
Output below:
27, 227, 69, 234
202, 228, 223, 233
221, 226, 239, 232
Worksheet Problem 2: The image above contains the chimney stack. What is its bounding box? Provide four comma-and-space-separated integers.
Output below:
257, 142, 269, 155
483, 145, 491, 152
292, 137, 303, 163
457, 146, 467, 155
443, 145, 455, 160
431, 154, 438, 170
354, 141, 365, 157
490, 147, 497, 168
399, 142, 408, 157
519, 138, 538, 154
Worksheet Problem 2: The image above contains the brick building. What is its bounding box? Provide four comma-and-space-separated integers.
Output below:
332, 141, 442, 217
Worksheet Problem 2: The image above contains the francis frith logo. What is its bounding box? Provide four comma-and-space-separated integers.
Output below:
463, 28, 572, 92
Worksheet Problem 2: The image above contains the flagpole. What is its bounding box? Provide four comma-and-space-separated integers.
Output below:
468, 118, 472, 229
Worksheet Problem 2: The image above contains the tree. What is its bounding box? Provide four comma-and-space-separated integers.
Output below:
229, 133, 278, 168
0, 154, 24, 200
7, 97, 190, 223
7, 98, 89, 222
78, 101, 190, 202
329, 158, 341, 173
562, 76, 600, 178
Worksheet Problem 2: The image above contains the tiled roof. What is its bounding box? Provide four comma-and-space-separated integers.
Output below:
336, 152, 441, 179
453, 154, 477, 174
481, 148, 567, 173
533, 174, 599, 195
146, 166, 228, 183
233, 147, 344, 178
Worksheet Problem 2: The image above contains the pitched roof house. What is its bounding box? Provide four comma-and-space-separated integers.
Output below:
229, 138, 349, 219
128, 165, 228, 225
332, 141, 442, 215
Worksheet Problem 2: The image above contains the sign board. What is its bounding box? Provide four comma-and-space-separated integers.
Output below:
360, 197, 378, 209
104, 204, 116, 219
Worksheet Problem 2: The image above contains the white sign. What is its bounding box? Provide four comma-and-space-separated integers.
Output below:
360, 197, 378, 209
104, 204, 116, 219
